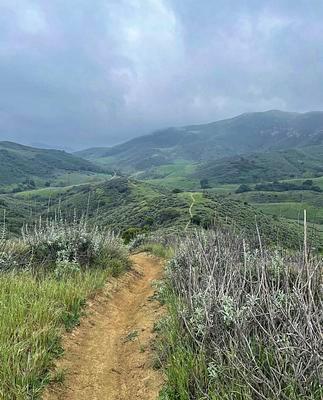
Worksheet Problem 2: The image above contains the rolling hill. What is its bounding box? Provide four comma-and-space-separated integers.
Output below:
194, 145, 323, 184
8, 177, 306, 248
76, 110, 323, 172
0, 141, 105, 192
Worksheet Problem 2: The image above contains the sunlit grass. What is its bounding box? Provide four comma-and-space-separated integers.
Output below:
0, 269, 110, 399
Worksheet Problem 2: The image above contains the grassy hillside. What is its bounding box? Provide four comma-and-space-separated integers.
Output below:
76, 110, 323, 172
7, 177, 304, 249
202, 176, 322, 247
0, 141, 109, 193
195, 145, 323, 184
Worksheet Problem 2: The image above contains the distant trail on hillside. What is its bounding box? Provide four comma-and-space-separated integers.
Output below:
43, 254, 164, 400
185, 193, 196, 231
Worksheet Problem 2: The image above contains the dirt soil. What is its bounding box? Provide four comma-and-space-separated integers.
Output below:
43, 253, 164, 400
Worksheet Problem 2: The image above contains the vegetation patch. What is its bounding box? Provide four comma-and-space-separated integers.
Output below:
158, 230, 322, 399
0, 219, 129, 399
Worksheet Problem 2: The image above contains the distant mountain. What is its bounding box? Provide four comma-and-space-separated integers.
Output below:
0, 141, 101, 188
194, 145, 323, 184
76, 111, 323, 171
29, 142, 75, 152
75, 147, 113, 164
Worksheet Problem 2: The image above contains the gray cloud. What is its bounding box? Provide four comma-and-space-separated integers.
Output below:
1, 0, 323, 149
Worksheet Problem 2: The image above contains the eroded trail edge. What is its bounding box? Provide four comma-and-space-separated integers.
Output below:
43, 253, 164, 400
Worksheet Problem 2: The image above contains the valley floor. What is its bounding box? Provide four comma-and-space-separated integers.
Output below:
43, 253, 164, 400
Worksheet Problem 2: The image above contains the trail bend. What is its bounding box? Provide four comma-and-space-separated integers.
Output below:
185, 192, 196, 231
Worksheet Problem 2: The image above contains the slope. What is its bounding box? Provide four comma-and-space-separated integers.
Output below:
0, 141, 104, 192
76, 110, 323, 172
194, 145, 323, 184
25, 177, 302, 248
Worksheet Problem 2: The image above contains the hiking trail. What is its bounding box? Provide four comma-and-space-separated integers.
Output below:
185, 192, 196, 231
43, 253, 164, 400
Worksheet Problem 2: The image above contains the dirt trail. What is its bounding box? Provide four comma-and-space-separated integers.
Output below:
43, 253, 164, 400
185, 193, 196, 231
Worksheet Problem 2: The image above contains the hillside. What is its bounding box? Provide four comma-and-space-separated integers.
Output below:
194, 145, 323, 184
8, 177, 305, 248
0, 141, 106, 192
76, 110, 323, 172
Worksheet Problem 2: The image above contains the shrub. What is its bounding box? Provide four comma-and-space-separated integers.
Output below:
161, 230, 323, 399
122, 227, 146, 244
159, 208, 181, 223
200, 179, 211, 189
0, 217, 130, 397
172, 188, 183, 193
190, 214, 201, 225
19, 217, 129, 274
235, 184, 252, 193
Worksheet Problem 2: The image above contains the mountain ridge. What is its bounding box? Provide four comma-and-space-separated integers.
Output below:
75, 110, 323, 171
0, 141, 103, 190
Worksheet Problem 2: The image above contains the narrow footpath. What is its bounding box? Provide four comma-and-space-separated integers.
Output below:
185, 192, 196, 231
43, 253, 164, 400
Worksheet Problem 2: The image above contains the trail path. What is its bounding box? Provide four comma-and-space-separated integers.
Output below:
185, 192, 196, 231
43, 253, 164, 400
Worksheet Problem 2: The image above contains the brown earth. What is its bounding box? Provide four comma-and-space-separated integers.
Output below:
43, 253, 164, 400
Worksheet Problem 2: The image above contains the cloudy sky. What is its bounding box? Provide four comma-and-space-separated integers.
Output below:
1, 0, 323, 149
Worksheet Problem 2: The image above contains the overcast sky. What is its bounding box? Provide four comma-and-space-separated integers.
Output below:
1, 0, 323, 149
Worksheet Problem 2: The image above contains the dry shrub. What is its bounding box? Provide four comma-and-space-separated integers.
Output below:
168, 229, 322, 399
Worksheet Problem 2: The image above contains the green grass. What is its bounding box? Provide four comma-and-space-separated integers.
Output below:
253, 202, 323, 245
0, 219, 130, 399
157, 287, 209, 400
0, 269, 110, 399
143, 161, 199, 190
49, 171, 112, 187
253, 202, 323, 223
146, 176, 198, 190
138, 243, 174, 259
178, 191, 203, 204
15, 186, 70, 200
281, 175, 323, 189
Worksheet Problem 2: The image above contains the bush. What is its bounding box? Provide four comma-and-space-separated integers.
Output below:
172, 188, 183, 194
235, 184, 252, 193
159, 208, 181, 223
191, 214, 201, 225
200, 179, 211, 189
0, 217, 130, 398
19, 217, 129, 274
161, 230, 322, 399
122, 227, 146, 244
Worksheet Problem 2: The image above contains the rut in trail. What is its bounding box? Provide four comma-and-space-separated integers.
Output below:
43, 253, 164, 400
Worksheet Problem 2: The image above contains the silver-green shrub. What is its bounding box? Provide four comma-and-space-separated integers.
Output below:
21, 217, 127, 269
167, 229, 322, 399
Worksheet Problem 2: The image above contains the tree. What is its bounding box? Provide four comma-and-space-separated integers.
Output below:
302, 180, 313, 186
235, 184, 252, 194
200, 179, 210, 189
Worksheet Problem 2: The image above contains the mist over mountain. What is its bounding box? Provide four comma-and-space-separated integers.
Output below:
76, 110, 323, 171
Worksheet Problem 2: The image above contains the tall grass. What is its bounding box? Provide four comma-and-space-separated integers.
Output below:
129, 231, 177, 259
0, 218, 129, 400
159, 229, 323, 399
